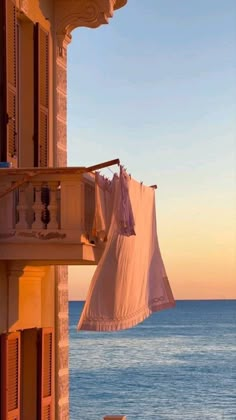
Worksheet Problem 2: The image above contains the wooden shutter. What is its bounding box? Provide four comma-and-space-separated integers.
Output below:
0, 0, 18, 166
34, 24, 49, 167
37, 328, 53, 420
1, 332, 21, 420
0, 0, 7, 161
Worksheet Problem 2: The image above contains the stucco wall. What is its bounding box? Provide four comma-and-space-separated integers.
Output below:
15, 0, 53, 30
0, 262, 54, 334
55, 41, 70, 418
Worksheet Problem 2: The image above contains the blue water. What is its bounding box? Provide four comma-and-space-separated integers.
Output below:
69, 300, 236, 420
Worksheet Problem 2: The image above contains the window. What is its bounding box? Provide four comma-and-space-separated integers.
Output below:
0, 328, 54, 420
0, 0, 49, 168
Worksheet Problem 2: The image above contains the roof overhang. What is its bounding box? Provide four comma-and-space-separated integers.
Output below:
55, 0, 128, 47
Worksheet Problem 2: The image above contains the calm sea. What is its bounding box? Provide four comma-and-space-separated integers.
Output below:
69, 300, 236, 420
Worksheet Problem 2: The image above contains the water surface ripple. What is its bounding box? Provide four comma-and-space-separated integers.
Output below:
69, 300, 236, 420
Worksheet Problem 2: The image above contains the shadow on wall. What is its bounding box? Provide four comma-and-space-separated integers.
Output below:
0, 262, 53, 334
0, 261, 19, 333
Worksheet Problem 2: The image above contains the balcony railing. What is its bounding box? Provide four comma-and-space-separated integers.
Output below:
0, 166, 105, 264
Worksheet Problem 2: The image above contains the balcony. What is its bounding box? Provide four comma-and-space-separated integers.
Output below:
0, 166, 106, 265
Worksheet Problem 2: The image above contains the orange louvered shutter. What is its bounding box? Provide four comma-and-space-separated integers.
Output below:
38, 328, 53, 420
0, 0, 18, 166
0, 0, 6, 161
0, 332, 21, 420
34, 23, 49, 168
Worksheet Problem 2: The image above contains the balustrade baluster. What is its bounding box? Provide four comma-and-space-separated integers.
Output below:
47, 182, 59, 229
41, 184, 50, 227
15, 184, 28, 229
32, 182, 44, 229
0, 182, 14, 231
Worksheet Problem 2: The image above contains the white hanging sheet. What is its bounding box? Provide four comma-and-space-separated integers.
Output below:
78, 168, 175, 331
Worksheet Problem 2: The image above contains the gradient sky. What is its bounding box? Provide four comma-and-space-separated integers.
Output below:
67, 0, 236, 300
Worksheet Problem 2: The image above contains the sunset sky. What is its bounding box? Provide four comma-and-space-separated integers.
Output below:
67, 0, 236, 300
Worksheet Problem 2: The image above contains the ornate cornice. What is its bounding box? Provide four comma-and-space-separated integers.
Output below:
55, 0, 127, 47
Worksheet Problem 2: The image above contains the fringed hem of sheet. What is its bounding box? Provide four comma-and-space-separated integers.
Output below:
77, 301, 176, 332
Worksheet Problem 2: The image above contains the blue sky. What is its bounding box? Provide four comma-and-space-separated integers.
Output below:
67, 0, 236, 300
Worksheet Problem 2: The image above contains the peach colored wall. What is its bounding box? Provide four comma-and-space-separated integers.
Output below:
0, 264, 55, 334
9, 272, 41, 331
41, 265, 55, 327
15, 0, 53, 30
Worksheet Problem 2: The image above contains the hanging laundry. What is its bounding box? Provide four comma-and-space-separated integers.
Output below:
77, 167, 175, 332
92, 172, 115, 242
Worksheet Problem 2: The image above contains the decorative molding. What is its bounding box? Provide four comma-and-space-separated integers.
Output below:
6, 261, 25, 279
18, 0, 29, 15
57, 33, 72, 57
0, 230, 66, 240
55, 0, 127, 47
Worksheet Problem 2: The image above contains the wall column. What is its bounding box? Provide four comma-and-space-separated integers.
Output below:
55, 34, 70, 420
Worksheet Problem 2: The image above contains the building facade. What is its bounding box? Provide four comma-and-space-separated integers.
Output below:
0, 1, 127, 418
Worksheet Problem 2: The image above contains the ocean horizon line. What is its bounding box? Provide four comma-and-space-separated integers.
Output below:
69, 298, 236, 302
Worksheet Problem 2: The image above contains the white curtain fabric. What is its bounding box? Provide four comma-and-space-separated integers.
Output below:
78, 168, 175, 332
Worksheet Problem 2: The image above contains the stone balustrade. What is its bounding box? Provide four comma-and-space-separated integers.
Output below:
0, 168, 102, 264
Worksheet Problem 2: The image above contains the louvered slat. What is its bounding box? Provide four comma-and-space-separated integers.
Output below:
39, 30, 49, 109
38, 328, 54, 420
6, 0, 18, 166
40, 110, 48, 168
0, 0, 6, 160
43, 404, 51, 420
39, 28, 49, 168
7, 88, 16, 158
7, 0, 16, 88
42, 332, 52, 398
34, 24, 49, 168
8, 340, 18, 410
1, 332, 21, 420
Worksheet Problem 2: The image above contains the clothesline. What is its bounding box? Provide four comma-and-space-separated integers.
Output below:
0, 158, 120, 199
0, 157, 158, 199
100, 166, 158, 190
